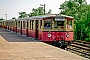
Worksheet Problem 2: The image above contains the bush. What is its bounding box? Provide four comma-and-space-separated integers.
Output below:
84, 38, 90, 42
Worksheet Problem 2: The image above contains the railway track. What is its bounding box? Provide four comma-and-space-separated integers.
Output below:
67, 40, 90, 59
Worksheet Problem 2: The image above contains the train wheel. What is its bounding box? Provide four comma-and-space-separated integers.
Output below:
61, 45, 67, 50
52, 42, 56, 46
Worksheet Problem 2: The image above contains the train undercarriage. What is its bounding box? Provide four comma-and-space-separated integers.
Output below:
52, 40, 72, 49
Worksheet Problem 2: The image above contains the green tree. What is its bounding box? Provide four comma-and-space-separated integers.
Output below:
18, 5, 52, 17
30, 7, 44, 16
12, 17, 16, 19
27, 6, 52, 17
59, 0, 90, 42
46, 9, 52, 14
18, 12, 28, 18
0, 18, 4, 20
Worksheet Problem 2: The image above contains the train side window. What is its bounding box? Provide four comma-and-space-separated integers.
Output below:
13, 21, 14, 27
7, 22, 8, 26
8, 22, 9, 26
44, 20, 52, 29
32, 20, 34, 30
18, 21, 20, 28
10, 22, 11, 26
9, 22, 10, 26
10, 21, 12, 26
2, 22, 4, 25
23, 21, 26, 28
30, 20, 31, 29
3, 22, 4, 25
40, 20, 42, 29
12, 21, 13, 27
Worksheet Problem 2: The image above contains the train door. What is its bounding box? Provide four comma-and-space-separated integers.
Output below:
20, 21, 22, 35
16, 21, 17, 33
35, 20, 38, 39
26, 20, 28, 36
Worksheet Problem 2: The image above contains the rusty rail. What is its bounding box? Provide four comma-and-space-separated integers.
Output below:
67, 40, 90, 59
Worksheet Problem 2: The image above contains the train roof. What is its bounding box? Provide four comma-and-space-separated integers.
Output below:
0, 20, 6, 22
7, 19, 16, 21
16, 14, 73, 21
16, 14, 56, 20
1, 14, 73, 21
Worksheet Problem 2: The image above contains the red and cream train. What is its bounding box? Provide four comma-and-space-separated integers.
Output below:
0, 14, 74, 48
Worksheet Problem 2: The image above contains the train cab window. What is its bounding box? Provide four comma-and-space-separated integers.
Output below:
54, 21, 64, 29
67, 20, 72, 29
44, 20, 52, 29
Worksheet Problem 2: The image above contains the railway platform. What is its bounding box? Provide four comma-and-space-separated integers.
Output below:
0, 28, 89, 60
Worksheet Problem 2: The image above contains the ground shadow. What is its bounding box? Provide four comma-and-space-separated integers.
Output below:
0, 28, 40, 42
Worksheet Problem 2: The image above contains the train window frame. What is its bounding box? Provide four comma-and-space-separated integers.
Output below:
8, 21, 10, 26
31, 20, 34, 30
40, 20, 42, 29
9, 22, 10, 26
54, 20, 64, 29
18, 21, 20, 28
44, 19, 52, 29
12, 21, 13, 27
23, 21, 26, 29
13, 21, 14, 27
30, 20, 31, 29
7, 22, 8, 26
67, 20, 72, 29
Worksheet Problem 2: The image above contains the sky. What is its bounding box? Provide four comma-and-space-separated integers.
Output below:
0, 0, 90, 19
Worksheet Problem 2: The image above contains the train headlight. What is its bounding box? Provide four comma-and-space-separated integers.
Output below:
48, 32, 52, 37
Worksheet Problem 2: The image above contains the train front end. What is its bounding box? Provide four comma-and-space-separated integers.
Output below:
52, 15, 74, 48
38, 15, 74, 48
